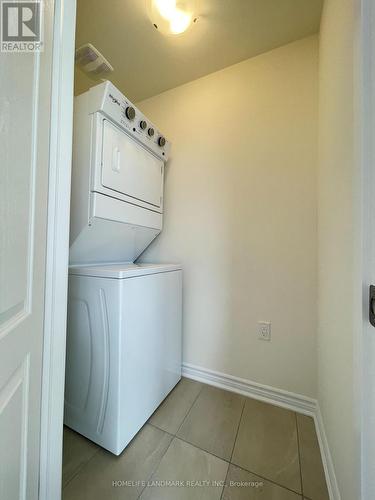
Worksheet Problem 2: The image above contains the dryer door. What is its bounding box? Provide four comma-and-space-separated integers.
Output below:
101, 119, 163, 208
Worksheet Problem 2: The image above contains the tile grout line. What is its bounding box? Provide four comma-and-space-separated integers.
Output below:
136, 381, 204, 500
62, 444, 101, 490
145, 426, 232, 499
228, 462, 304, 498
171, 433, 231, 464
174, 382, 204, 436
135, 427, 175, 500
219, 396, 246, 500
219, 463, 230, 500
147, 380, 204, 438
148, 389, 245, 466
147, 421, 175, 438
295, 412, 305, 498
144, 382, 228, 500
229, 396, 246, 463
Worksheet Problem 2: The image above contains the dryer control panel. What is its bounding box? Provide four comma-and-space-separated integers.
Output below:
82, 80, 171, 162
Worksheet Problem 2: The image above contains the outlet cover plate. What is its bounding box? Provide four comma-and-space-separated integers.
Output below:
258, 321, 271, 341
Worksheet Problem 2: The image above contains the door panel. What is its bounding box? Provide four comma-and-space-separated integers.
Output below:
0, 52, 35, 328
101, 119, 163, 207
0, 1, 54, 498
0, 358, 29, 500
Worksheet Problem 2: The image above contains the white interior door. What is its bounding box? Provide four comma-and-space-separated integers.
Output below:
0, 2, 55, 499
101, 119, 163, 208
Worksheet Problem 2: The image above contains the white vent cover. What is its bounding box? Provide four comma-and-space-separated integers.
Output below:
75, 43, 114, 77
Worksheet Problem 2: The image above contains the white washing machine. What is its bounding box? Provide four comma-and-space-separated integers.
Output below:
65, 81, 182, 455
65, 263, 182, 455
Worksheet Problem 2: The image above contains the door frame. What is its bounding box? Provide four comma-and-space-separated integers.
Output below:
360, 0, 375, 498
38, 0, 76, 498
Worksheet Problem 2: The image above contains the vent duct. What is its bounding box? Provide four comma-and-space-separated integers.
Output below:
75, 43, 114, 79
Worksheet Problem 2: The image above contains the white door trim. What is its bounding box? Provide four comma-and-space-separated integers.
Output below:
360, 0, 375, 498
39, 1, 76, 498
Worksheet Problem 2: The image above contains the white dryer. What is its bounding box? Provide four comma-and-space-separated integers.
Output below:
65, 81, 182, 455
69, 80, 170, 265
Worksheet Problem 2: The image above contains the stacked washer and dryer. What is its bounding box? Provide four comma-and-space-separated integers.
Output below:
64, 81, 182, 455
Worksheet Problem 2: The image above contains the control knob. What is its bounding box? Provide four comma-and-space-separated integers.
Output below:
139, 120, 147, 130
125, 106, 135, 120
148, 128, 154, 137
158, 136, 166, 147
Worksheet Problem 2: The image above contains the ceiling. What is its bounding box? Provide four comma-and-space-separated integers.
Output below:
74, 0, 323, 102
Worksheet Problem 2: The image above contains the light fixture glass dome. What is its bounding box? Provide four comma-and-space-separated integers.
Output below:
147, 0, 198, 36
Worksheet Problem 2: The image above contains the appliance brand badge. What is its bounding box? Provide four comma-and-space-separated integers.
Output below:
108, 94, 120, 106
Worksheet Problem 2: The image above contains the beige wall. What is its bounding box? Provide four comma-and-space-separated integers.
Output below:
318, 0, 361, 498
138, 36, 318, 397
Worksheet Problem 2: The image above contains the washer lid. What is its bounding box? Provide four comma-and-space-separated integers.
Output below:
68, 263, 181, 279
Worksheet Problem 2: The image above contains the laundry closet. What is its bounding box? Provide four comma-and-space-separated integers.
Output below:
65, 0, 320, 464
61, 1, 360, 499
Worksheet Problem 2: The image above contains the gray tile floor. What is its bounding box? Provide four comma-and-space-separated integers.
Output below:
62, 378, 329, 500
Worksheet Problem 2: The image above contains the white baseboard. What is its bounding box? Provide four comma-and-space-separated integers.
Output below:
182, 362, 317, 415
313, 405, 341, 500
182, 362, 340, 500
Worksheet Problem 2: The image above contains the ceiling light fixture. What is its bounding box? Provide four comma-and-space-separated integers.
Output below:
147, 0, 198, 36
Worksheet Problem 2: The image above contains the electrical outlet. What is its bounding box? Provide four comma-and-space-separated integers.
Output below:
258, 321, 271, 341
